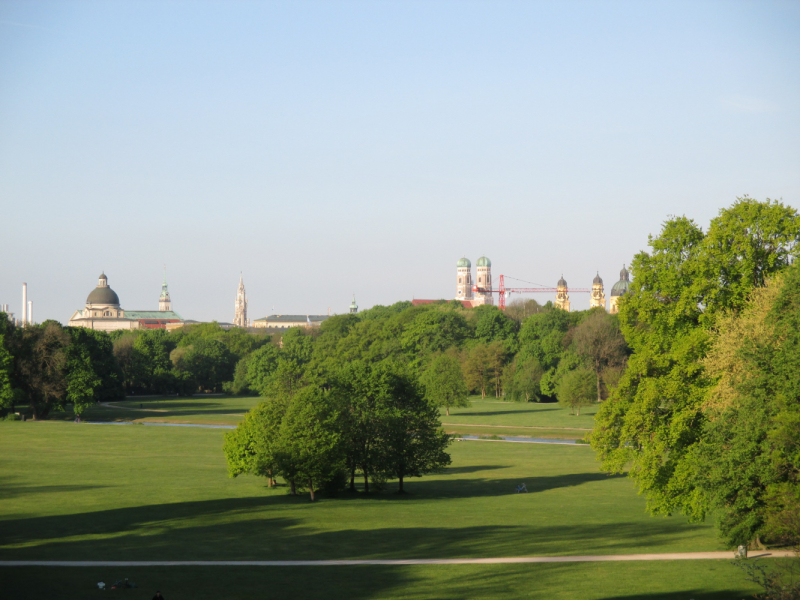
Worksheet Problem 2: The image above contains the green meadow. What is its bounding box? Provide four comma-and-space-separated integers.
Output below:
0, 398, 761, 598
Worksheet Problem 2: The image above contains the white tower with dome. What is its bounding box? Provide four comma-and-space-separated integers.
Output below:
455, 257, 473, 300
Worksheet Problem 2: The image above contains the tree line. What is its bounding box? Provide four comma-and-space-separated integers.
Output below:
0, 285, 629, 420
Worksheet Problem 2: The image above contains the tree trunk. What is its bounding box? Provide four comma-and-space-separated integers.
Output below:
289, 480, 296, 495
596, 360, 602, 402
398, 475, 405, 494
446, 407, 450, 416
349, 468, 356, 492
364, 472, 369, 493
308, 478, 315, 502
577, 405, 581, 417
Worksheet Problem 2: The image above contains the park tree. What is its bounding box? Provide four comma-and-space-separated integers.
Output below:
591, 198, 800, 525
334, 360, 396, 493
173, 338, 236, 392
557, 367, 596, 416
572, 309, 627, 401
0, 333, 14, 414
400, 309, 471, 365
246, 344, 282, 396
687, 262, 800, 548
224, 396, 289, 488
473, 305, 517, 346
11, 321, 70, 420
381, 364, 452, 493
462, 343, 493, 398
274, 386, 345, 501
420, 353, 469, 416
504, 298, 543, 324
504, 356, 545, 402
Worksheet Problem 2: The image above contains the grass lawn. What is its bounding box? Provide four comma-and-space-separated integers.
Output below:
0, 562, 758, 600
441, 397, 597, 430
48, 395, 261, 426
0, 419, 762, 598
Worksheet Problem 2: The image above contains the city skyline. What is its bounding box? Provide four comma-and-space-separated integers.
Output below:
1, 1, 798, 322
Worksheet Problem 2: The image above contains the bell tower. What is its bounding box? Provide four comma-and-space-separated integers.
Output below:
474, 256, 493, 306
590, 272, 605, 310
554, 275, 571, 311
455, 257, 473, 300
159, 267, 172, 312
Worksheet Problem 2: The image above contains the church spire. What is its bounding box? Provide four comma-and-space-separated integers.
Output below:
234, 273, 248, 327
159, 265, 172, 312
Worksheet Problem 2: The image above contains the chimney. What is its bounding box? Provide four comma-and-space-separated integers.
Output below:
28, 300, 32, 325
22, 283, 27, 325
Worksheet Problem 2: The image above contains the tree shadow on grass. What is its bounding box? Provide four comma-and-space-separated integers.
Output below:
448, 409, 554, 417
442, 465, 509, 475
0, 488, 709, 564
0, 476, 110, 500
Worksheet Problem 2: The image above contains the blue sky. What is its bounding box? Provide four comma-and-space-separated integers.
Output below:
1, 1, 798, 322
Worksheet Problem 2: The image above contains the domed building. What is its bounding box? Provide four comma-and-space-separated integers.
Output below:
609, 265, 631, 314
68, 272, 183, 331
473, 256, 494, 306
554, 275, 570, 311
590, 272, 606, 309
455, 257, 473, 301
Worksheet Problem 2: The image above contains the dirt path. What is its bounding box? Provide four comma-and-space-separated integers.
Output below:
0, 552, 794, 566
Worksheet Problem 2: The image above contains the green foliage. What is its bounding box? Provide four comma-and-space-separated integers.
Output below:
10, 321, 71, 419
557, 367, 596, 416
504, 356, 545, 403
591, 197, 800, 538
171, 338, 236, 392
571, 309, 627, 402
400, 309, 471, 364
420, 353, 469, 416
0, 332, 14, 412
689, 262, 800, 548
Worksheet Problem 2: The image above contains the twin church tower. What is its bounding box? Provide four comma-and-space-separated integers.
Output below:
455, 257, 631, 313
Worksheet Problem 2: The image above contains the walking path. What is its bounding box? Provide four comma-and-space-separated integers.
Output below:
0, 552, 794, 567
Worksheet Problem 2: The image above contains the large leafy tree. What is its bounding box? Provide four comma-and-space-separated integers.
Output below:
690, 262, 800, 547
572, 309, 627, 402
11, 321, 70, 420
420, 353, 469, 416
591, 198, 800, 523
381, 362, 452, 493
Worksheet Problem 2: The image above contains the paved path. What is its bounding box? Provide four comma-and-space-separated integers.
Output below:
0, 552, 794, 567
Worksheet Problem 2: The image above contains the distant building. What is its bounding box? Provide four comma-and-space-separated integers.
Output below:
233, 275, 248, 328
590, 272, 606, 310
609, 265, 631, 314
554, 275, 571, 312
252, 314, 330, 329
68, 272, 183, 331
349, 295, 358, 314
455, 257, 473, 301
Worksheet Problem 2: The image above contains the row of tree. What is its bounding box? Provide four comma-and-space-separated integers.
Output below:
591, 197, 800, 550
223, 359, 451, 499
0, 277, 629, 421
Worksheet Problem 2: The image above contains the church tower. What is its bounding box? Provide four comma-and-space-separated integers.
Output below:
159, 267, 172, 312
609, 265, 631, 314
233, 274, 248, 327
455, 257, 473, 301
590, 272, 606, 310
349, 294, 358, 314
554, 275, 571, 311
474, 256, 493, 306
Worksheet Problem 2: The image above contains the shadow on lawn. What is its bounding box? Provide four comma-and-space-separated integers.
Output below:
0, 478, 109, 500
448, 408, 558, 417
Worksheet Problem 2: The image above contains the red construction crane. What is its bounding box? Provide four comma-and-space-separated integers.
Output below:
473, 275, 591, 310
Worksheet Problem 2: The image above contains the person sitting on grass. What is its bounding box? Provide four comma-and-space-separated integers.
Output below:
515, 483, 528, 493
